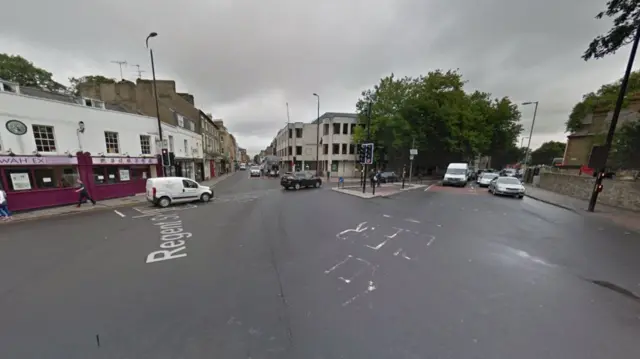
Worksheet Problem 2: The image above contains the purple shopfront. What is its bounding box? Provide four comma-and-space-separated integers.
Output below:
87, 155, 156, 201
0, 154, 81, 211
0, 153, 157, 211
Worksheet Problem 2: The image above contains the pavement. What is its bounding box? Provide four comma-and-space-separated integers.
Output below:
1, 176, 640, 358
0, 173, 235, 224
524, 184, 640, 234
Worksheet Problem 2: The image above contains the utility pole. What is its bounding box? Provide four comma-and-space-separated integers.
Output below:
132, 64, 145, 79
313, 93, 320, 176
110, 60, 128, 80
522, 101, 539, 166
588, 25, 640, 212
286, 102, 291, 171
145, 32, 165, 177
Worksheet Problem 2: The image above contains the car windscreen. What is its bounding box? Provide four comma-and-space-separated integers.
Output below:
446, 168, 466, 175
381, 172, 395, 176
482, 173, 498, 179
497, 177, 521, 185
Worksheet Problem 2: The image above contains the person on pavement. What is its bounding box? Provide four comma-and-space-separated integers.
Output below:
0, 189, 12, 220
75, 179, 96, 207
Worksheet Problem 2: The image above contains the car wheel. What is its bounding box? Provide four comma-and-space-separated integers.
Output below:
200, 193, 211, 202
517, 195, 524, 199
294, 183, 301, 190
314, 180, 321, 188
158, 197, 171, 208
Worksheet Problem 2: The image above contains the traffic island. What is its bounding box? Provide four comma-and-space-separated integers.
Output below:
331, 183, 429, 199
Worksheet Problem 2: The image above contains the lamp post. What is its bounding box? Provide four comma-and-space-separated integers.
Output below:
522, 101, 539, 166
313, 93, 320, 176
520, 136, 528, 163
146, 31, 165, 177
588, 25, 640, 212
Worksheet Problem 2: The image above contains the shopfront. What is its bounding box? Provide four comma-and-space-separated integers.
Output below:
89, 156, 156, 200
0, 155, 80, 211
174, 158, 195, 180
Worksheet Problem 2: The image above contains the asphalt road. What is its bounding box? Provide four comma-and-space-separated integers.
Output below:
1, 174, 639, 358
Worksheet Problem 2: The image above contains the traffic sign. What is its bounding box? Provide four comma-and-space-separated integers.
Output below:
410, 149, 418, 155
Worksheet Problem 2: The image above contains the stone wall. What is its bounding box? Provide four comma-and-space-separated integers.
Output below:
539, 173, 640, 211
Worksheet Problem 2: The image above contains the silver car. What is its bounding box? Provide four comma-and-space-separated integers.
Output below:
488, 176, 525, 199
476, 172, 498, 187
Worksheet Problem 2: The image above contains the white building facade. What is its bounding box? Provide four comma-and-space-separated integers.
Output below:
0, 79, 203, 211
274, 112, 359, 177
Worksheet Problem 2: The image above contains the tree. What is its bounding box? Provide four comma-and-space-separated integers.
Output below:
68, 75, 116, 95
565, 70, 640, 132
0, 53, 65, 91
610, 121, 640, 168
253, 154, 260, 164
582, 0, 640, 61
529, 141, 566, 166
352, 71, 523, 169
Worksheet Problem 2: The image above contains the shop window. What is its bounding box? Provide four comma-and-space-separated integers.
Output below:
118, 167, 131, 181
93, 166, 107, 184
32, 125, 57, 152
5, 168, 33, 191
61, 168, 79, 188
104, 131, 120, 154
140, 135, 151, 155
106, 167, 119, 184
131, 167, 149, 180
33, 168, 56, 189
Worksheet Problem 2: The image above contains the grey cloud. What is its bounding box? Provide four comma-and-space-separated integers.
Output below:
0, 0, 630, 151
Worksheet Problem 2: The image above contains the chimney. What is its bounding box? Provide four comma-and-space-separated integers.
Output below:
178, 93, 195, 106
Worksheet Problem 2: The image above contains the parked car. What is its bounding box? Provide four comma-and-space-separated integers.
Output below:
379, 171, 399, 183
239, 163, 247, 170
146, 177, 213, 208
281, 171, 322, 190
488, 176, 525, 199
249, 166, 261, 177
476, 172, 499, 187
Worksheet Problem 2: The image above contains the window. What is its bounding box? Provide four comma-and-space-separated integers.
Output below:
140, 135, 151, 154
288, 129, 293, 139
296, 146, 302, 155
188, 120, 195, 131
342, 123, 348, 134
333, 123, 340, 134
184, 139, 188, 154
288, 146, 292, 156
32, 125, 57, 152
104, 132, 120, 154
296, 128, 303, 138
342, 144, 347, 155
182, 179, 198, 189
351, 124, 356, 134
323, 124, 329, 135
169, 136, 175, 152
5, 168, 33, 191
349, 144, 355, 154
323, 144, 329, 155
333, 144, 340, 154
177, 114, 184, 127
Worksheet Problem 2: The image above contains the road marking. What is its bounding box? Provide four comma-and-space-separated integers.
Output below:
424, 184, 434, 192
113, 210, 126, 218
405, 218, 420, 223
426, 235, 436, 246
382, 214, 391, 218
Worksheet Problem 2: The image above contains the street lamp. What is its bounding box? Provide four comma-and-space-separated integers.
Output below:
522, 101, 539, 167
313, 93, 320, 176
146, 31, 165, 177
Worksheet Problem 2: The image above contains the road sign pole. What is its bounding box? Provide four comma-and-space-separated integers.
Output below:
409, 155, 414, 184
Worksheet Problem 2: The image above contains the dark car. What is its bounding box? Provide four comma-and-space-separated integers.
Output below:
379, 171, 398, 183
281, 171, 322, 190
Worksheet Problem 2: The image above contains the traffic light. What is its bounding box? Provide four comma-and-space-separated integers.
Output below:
358, 144, 365, 164
362, 143, 374, 165
596, 183, 604, 193
161, 149, 170, 166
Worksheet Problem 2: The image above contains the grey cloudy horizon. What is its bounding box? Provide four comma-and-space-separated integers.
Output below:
1, 0, 634, 155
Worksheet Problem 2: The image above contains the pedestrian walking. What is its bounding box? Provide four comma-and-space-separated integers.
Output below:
0, 189, 12, 221
75, 179, 96, 207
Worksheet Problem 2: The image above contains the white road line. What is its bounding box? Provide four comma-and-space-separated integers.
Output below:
424, 184, 434, 192
382, 214, 391, 218
113, 210, 126, 218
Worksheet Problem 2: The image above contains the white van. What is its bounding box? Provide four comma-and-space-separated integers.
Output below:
146, 177, 214, 208
443, 163, 469, 187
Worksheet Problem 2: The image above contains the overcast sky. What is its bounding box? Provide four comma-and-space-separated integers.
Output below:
1, 0, 635, 155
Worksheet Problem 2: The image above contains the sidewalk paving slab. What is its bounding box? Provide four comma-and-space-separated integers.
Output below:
1, 173, 235, 224
524, 184, 640, 234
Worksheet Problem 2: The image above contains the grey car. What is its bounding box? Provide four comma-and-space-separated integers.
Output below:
488, 176, 525, 199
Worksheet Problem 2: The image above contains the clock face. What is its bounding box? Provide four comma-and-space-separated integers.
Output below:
6, 120, 28, 135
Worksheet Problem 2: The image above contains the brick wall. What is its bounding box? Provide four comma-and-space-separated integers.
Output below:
539, 172, 640, 211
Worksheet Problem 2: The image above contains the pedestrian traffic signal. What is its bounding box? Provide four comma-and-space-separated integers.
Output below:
596, 183, 603, 193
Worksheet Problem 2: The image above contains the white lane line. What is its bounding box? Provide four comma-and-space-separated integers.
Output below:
424, 184, 434, 192
382, 214, 391, 218
114, 210, 126, 218
405, 218, 420, 223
